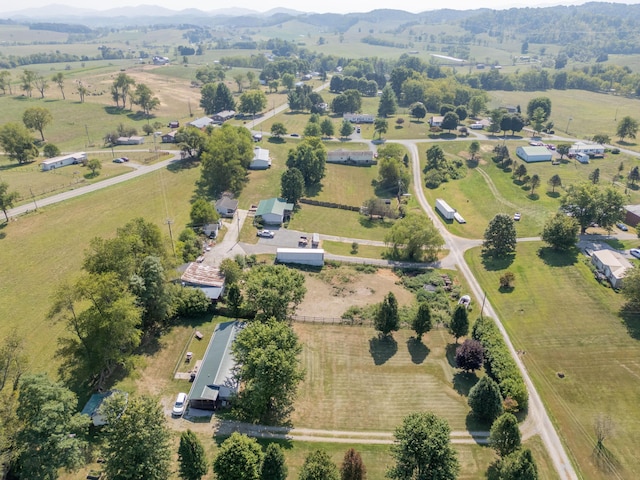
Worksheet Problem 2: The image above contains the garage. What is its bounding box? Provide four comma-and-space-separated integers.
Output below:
516, 146, 553, 163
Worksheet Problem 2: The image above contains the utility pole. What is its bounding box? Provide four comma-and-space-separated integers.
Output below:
29, 187, 37, 211
165, 218, 177, 261
84, 124, 91, 147
480, 291, 487, 319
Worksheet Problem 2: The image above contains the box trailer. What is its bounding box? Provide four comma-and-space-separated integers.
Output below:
276, 248, 324, 267
311, 233, 320, 248
435, 198, 456, 220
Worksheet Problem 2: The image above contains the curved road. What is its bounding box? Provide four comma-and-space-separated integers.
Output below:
397, 139, 579, 480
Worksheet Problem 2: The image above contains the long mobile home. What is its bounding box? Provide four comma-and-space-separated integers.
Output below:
41, 152, 87, 171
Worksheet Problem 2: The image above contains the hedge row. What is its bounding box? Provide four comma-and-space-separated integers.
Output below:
472, 316, 528, 411
299, 198, 360, 211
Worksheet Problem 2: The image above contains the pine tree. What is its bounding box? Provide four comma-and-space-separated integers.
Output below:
261, 443, 287, 480
449, 304, 469, 342
178, 430, 208, 480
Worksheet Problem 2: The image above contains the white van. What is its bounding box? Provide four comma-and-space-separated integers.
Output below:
172, 392, 187, 416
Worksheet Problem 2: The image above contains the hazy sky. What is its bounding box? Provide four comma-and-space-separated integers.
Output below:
2, 0, 639, 14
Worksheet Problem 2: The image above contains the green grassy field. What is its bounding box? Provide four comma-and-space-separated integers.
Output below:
488, 89, 640, 152
417, 139, 640, 238
0, 163, 200, 373
322, 240, 387, 258
466, 242, 640, 480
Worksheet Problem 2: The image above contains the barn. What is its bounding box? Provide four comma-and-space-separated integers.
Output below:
516, 146, 552, 163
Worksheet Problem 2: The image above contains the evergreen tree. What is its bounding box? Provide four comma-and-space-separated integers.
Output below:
489, 413, 521, 457
412, 302, 432, 342
468, 376, 504, 423
261, 443, 288, 480
178, 430, 208, 480
377, 84, 397, 118
299, 450, 339, 480
449, 304, 469, 342
374, 292, 400, 337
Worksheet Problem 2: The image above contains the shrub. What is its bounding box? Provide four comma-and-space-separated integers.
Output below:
174, 287, 211, 317
472, 317, 528, 411
499, 272, 515, 289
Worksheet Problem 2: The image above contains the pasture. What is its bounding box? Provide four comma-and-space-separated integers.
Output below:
417, 139, 640, 238
466, 242, 640, 480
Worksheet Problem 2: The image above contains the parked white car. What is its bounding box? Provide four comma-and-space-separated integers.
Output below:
172, 392, 187, 416
257, 230, 275, 238
630, 249, 640, 259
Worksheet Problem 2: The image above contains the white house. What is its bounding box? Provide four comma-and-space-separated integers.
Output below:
591, 249, 632, 289
215, 195, 238, 218
569, 142, 605, 158
41, 152, 87, 171
343, 113, 375, 123
327, 149, 376, 165
116, 136, 144, 145
429, 116, 444, 127
516, 146, 553, 163
249, 147, 271, 170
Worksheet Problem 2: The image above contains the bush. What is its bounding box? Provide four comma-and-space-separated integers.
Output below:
424, 170, 445, 188
472, 317, 528, 411
499, 272, 515, 289
612, 148, 620, 154
174, 287, 211, 317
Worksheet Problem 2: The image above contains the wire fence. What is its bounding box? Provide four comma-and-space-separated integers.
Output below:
289, 314, 373, 326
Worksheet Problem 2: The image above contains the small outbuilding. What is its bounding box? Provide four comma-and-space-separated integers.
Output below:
161, 131, 177, 143
212, 110, 236, 124
249, 147, 271, 170
180, 263, 226, 301
516, 146, 553, 163
116, 136, 144, 145
81, 390, 128, 426
591, 249, 632, 289
255, 198, 293, 225
429, 116, 444, 128
625, 205, 640, 227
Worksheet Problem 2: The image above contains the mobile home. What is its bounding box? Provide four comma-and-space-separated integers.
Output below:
41, 152, 87, 171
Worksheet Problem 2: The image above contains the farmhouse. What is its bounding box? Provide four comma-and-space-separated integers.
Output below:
180, 263, 226, 301
343, 113, 375, 123
429, 116, 444, 128
41, 152, 87, 171
81, 390, 128, 426
591, 249, 632, 289
255, 197, 293, 225
215, 195, 238, 218
516, 146, 553, 163
116, 136, 144, 145
161, 131, 177, 143
188, 117, 215, 129
625, 205, 640, 227
152, 56, 170, 65
188, 321, 240, 411
569, 142, 605, 158
249, 147, 271, 170
212, 110, 236, 124
327, 149, 376, 166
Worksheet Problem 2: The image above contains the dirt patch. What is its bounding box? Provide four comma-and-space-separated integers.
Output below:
296, 267, 414, 318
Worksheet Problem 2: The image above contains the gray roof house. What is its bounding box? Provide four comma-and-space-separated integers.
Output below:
188, 117, 215, 129
187, 321, 240, 411
255, 198, 294, 225
212, 110, 236, 124
215, 196, 239, 218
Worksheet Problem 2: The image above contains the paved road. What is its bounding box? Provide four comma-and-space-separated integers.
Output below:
6, 153, 183, 219
397, 139, 579, 480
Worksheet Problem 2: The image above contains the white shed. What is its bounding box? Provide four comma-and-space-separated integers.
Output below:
276, 248, 324, 266
516, 146, 552, 163
249, 147, 271, 170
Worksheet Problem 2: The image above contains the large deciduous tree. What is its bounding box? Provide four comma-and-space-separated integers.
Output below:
213, 432, 264, 480
133, 83, 160, 117
331, 89, 362, 115
190, 198, 218, 226
280, 167, 305, 204
22, 106, 53, 142
232, 319, 305, 424
243, 264, 306, 321
286, 137, 327, 188
455, 338, 484, 372
129, 255, 173, 332
441, 111, 459, 133
299, 450, 339, 480
175, 126, 207, 158
548, 174, 562, 193
489, 413, 521, 457
103, 395, 171, 480
16, 374, 90, 480
200, 124, 253, 196
616, 116, 638, 141
340, 119, 355, 138
178, 430, 208, 480
239, 90, 267, 116
560, 182, 625, 233
541, 213, 580, 250
200, 82, 235, 115
0, 122, 39, 163
385, 214, 444, 262
0, 182, 19, 222
51, 72, 65, 99
378, 144, 410, 195
526, 96, 551, 120
387, 411, 459, 480
483, 214, 517, 258
488, 448, 538, 480
111, 72, 135, 109
468, 376, 504, 423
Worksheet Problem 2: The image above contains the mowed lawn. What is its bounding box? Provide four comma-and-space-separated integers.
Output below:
418, 139, 640, 238
466, 242, 640, 480
0, 164, 200, 373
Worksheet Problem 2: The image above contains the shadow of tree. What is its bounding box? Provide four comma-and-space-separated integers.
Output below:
267, 137, 285, 144
358, 216, 394, 230
465, 158, 479, 169
498, 285, 515, 294
303, 182, 324, 198
465, 411, 492, 437
452, 371, 479, 397
546, 191, 560, 199
527, 193, 539, 201
619, 304, 640, 340
104, 106, 128, 115
406, 337, 429, 364
481, 253, 515, 271
537, 246, 579, 267
0, 223, 7, 240
592, 444, 621, 473
445, 343, 458, 368
369, 334, 398, 365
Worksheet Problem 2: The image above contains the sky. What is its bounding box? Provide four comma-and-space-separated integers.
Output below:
1, 0, 639, 15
